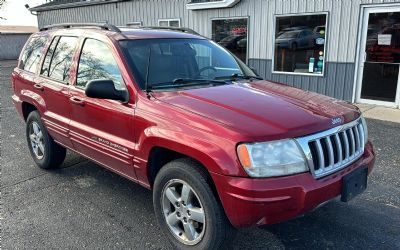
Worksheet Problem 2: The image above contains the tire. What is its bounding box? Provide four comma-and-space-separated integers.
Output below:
26, 111, 66, 169
291, 42, 298, 51
153, 158, 235, 250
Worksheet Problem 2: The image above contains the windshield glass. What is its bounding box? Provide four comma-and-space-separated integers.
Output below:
119, 38, 256, 90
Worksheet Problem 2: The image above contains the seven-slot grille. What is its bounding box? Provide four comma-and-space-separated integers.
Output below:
297, 118, 366, 178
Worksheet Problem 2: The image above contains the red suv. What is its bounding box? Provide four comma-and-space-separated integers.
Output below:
12, 24, 375, 249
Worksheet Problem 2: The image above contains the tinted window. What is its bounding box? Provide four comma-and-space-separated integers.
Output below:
40, 36, 60, 77
211, 18, 248, 63
48, 36, 78, 82
77, 39, 124, 90
119, 39, 253, 89
20, 36, 47, 73
274, 14, 327, 74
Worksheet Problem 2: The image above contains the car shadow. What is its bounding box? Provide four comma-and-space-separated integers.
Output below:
50, 154, 395, 250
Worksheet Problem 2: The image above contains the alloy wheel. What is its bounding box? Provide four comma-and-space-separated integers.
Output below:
29, 121, 45, 160
161, 179, 206, 246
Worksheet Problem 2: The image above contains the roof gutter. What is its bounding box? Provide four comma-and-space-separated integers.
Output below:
30, 0, 127, 12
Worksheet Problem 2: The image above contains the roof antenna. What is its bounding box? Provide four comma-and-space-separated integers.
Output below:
145, 45, 152, 98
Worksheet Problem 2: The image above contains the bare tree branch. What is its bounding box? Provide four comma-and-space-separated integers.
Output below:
0, 0, 6, 20
0, 0, 6, 9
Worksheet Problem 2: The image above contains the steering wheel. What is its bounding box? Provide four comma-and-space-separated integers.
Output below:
198, 66, 217, 76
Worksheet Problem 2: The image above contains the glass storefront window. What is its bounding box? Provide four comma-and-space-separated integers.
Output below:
274, 14, 327, 75
211, 18, 248, 62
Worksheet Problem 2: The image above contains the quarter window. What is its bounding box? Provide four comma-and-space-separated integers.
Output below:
19, 36, 47, 73
47, 36, 79, 82
76, 39, 124, 90
274, 14, 328, 75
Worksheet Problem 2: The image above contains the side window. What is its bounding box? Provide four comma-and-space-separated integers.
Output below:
77, 39, 124, 90
48, 36, 79, 83
40, 36, 60, 77
19, 36, 47, 73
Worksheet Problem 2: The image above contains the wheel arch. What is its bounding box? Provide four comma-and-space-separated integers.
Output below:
139, 134, 242, 188
19, 90, 47, 120
147, 146, 222, 209
21, 102, 38, 121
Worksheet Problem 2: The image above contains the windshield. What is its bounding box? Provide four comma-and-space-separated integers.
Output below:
119, 38, 256, 90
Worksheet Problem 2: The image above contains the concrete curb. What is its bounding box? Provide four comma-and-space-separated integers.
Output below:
356, 104, 400, 124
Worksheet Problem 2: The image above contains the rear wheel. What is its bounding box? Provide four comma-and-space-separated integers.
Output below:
26, 111, 66, 169
153, 158, 235, 249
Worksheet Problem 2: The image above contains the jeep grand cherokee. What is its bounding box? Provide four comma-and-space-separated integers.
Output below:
12, 23, 375, 249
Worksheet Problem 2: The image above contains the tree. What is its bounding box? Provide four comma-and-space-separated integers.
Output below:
0, 0, 6, 20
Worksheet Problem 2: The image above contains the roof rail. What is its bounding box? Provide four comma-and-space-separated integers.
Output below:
40, 23, 121, 33
137, 26, 200, 35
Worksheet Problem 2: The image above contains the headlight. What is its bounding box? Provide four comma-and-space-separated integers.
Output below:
237, 139, 309, 178
361, 116, 369, 144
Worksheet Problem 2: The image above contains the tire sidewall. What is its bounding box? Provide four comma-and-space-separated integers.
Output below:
153, 161, 224, 250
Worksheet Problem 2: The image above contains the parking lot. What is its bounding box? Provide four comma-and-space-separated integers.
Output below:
1, 60, 399, 249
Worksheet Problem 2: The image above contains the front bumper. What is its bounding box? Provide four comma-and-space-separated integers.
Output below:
211, 141, 375, 228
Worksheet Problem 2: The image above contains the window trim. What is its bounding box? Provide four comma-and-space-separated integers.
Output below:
75, 37, 127, 91
210, 16, 250, 64
271, 12, 329, 77
158, 18, 181, 27
187, 0, 241, 10
40, 36, 60, 78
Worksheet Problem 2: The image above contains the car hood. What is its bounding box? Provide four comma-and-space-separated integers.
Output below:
152, 80, 360, 141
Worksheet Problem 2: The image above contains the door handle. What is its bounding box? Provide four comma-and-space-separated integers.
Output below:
69, 96, 85, 106
33, 83, 44, 91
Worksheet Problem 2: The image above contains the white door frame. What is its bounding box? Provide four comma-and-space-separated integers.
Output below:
354, 4, 400, 109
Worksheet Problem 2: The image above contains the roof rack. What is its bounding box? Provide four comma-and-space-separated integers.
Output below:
137, 26, 200, 35
40, 23, 121, 33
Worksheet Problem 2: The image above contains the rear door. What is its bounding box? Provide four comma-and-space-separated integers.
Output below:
37, 36, 80, 148
68, 38, 136, 180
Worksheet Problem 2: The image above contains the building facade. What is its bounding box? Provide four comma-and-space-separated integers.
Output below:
31, 0, 400, 108
0, 33, 33, 59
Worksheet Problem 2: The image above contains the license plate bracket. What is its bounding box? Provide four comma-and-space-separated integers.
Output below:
341, 167, 368, 202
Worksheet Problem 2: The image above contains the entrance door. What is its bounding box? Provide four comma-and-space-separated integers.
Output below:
357, 6, 400, 108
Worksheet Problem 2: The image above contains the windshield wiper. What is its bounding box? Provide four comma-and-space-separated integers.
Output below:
149, 78, 229, 90
215, 74, 263, 81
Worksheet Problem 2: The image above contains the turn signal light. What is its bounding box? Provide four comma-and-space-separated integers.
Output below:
237, 144, 252, 168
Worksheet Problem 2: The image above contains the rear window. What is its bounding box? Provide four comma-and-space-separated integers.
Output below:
19, 36, 48, 73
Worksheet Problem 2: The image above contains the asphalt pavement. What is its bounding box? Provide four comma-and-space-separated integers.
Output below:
1, 60, 399, 249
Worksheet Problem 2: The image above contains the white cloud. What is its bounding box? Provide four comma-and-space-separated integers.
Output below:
0, 0, 47, 26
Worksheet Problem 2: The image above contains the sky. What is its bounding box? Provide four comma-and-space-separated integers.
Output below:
0, 0, 47, 26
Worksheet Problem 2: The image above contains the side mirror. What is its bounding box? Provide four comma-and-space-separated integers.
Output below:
85, 79, 129, 103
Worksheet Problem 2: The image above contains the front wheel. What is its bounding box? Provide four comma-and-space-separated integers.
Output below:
153, 159, 235, 249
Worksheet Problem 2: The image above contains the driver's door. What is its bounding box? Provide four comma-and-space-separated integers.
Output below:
69, 38, 136, 180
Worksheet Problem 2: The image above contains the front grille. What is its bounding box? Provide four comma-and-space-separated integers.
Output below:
296, 118, 366, 178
